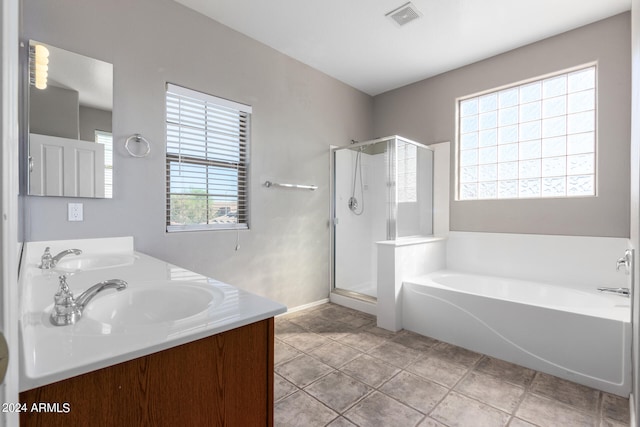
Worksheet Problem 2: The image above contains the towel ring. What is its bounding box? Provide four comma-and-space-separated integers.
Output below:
125, 134, 151, 158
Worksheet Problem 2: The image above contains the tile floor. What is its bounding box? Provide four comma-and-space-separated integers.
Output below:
274, 303, 630, 427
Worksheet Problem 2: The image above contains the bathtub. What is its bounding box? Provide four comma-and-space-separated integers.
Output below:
402, 270, 631, 396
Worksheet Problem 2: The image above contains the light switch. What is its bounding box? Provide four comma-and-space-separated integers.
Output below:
68, 203, 83, 221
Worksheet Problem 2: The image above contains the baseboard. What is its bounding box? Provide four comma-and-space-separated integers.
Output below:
277, 298, 329, 316
330, 292, 377, 316
631, 393, 637, 427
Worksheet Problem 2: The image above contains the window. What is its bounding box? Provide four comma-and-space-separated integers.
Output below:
457, 65, 596, 200
95, 130, 113, 198
397, 142, 417, 203
166, 84, 251, 232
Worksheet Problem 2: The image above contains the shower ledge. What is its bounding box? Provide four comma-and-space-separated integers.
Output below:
376, 235, 447, 247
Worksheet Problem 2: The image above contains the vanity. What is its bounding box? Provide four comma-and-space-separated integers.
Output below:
17, 237, 286, 426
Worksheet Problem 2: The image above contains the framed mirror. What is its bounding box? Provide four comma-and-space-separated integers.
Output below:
27, 40, 113, 198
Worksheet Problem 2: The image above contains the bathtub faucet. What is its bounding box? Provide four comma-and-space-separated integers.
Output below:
597, 287, 630, 297
615, 249, 633, 274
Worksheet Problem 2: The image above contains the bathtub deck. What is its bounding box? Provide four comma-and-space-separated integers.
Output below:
274, 303, 630, 427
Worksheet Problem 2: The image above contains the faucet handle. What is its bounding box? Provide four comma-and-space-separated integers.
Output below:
50, 276, 81, 326
54, 275, 74, 302
39, 247, 53, 269
616, 249, 633, 274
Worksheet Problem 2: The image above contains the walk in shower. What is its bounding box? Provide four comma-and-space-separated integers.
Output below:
331, 136, 434, 301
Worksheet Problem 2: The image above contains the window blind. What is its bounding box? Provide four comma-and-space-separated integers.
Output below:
95, 130, 113, 198
166, 83, 251, 232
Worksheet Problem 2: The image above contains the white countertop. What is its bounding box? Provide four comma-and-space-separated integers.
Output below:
19, 237, 287, 391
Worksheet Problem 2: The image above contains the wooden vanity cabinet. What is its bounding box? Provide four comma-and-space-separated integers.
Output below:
19, 318, 274, 426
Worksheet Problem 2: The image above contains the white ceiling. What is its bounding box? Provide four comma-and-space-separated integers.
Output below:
175, 0, 631, 96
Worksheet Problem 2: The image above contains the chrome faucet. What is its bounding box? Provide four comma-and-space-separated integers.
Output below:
615, 249, 633, 274
597, 287, 630, 297
50, 276, 127, 326
39, 247, 82, 269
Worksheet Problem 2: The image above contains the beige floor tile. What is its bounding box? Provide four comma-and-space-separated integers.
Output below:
274, 391, 338, 427
455, 371, 525, 414
287, 312, 326, 330
341, 354, 400, 387
307, 319, 359, 341
275, 339, 302, 366
391, 330, 439, 352
601, 419, 630, 427
326, 417, 358, 427
274, 374, 298, 402
338, 330, 390, 352
368, 340, 423, 368
344, 391, 424, 427
379, 371, 448, 414
275, 319, 307, 338
531, 372, 600, 413
305, 371, 372, 413
430, 391, 510, 427
508, 418, 537, 427
275, 354, 334, 388
317, 304, 361, 323
363, 325, 398, 340
474, 356, 536, 388
337, 313, 375, 328
308, 341, 363, 369
418, 417, 448, 427
602, 393, 631, 424
407, 355, 469, 388
280, 331, 331, 352
516, 393, 597, 427
429, 341, 483, 367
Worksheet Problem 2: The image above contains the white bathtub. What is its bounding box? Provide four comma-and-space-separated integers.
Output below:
402, 270, 631, 396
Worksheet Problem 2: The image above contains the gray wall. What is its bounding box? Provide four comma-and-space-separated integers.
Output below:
29, 85, 79, 139
79, 106, 112, 141
373, 13, 631, 238
21, 0, 373, 308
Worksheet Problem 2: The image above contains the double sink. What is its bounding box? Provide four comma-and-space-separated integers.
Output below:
19, 237, 286, 391
46, 252, 224, 328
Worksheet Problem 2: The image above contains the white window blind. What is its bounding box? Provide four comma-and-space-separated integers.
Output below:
166, 83, 251, 232
95, 130, 113, 198
457, 64, 596, 200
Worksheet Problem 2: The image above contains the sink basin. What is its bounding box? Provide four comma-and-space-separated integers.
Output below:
54, 253, 137, 273
82, 281, 225, 329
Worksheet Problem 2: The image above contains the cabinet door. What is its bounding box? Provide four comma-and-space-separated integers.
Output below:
20, 319, 274, 426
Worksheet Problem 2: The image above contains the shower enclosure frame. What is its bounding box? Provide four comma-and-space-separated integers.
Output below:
329, 135, 434, 303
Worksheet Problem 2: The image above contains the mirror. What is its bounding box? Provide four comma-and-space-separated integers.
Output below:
27, 40, 113, 198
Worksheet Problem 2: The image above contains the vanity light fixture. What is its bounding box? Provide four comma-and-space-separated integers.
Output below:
29, 44, 49, 90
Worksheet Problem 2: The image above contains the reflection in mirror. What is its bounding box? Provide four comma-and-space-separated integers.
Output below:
27, 40, 113, 198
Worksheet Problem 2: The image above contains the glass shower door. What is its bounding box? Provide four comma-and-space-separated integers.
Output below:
332, 140, 389, 299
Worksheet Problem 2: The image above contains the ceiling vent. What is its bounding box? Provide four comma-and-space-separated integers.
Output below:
386, 2, 422, 27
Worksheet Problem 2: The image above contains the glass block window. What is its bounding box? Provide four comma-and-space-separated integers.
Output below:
457, 65, 596, 200
397, 142, 417, 202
